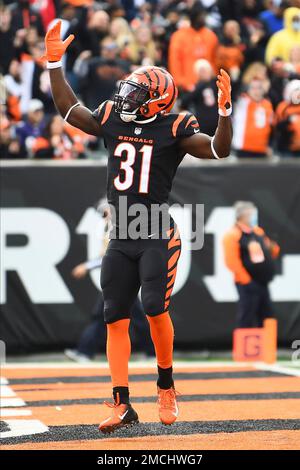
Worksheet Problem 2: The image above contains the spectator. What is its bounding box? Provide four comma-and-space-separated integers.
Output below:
31, 114, 86, 159
10, 0, 45, 36
218, 0, 241, 22
0, 105, 25, 159
4, 59, 22, 122
241, 60, 271, 99
239, 0, 265, 20
0, 128, 24, 159
23, 25, 40, 54
265, 6, 300, 65
216, 20, 245, 84
243, 17, 269, 65
126, 24, 160, 66
181, 59, 218, 136
81, 10, 110, 57
275, 79, 300, 155
0, 6, 16, 74
233, 79, 274, 158
76, 37, 130, 109
168, 4, 218, 91
223, 201, 280, 328
268, 53, 300, 108
157, 7, 180, 65
36, 0, 56, 32
16, 98, 45, 150
242, 61, 270, 89
259, 0, 286, 35
289, 45, 300, 74
109, 17, 134, 57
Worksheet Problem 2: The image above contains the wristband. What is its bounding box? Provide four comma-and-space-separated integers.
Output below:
218, 106, 232, 117
47, 60, 62, 69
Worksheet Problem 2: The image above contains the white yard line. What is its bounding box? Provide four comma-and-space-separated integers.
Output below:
0, 385, 16, 397
1, 409, 32, 417
0, 379, 49, 440
1, 360, 254, 369
0, 420, 48, 439
254, 362, 300, 377
0, 398, 26, 408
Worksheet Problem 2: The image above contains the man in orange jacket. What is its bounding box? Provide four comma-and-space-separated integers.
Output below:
223, 201, 280, 328
168, 4, 218, 91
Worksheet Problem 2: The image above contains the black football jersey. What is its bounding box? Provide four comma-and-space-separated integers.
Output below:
93, 100, 200, 235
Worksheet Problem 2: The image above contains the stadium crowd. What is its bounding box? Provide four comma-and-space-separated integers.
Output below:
0, 0, 300, 159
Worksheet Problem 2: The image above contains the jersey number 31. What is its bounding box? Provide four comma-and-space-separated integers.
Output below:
113, 142, 153, 194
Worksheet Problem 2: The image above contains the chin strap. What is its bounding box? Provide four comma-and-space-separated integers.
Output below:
133, 114, 158, 124
120, 113, 158, 124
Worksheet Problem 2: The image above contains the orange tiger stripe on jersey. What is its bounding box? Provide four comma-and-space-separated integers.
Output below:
101, 101, 113, 125
172, 113, 186, 137
185, 115, 199, 129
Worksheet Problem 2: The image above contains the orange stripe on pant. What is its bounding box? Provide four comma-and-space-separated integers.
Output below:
168, 228, 181, 249
165, 227, 181, 304
147, 226, 181, 370
167, 266, 177, 289
168, 249, 180, 270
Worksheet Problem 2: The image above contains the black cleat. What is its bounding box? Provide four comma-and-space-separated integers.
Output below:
99, 398, 139, 434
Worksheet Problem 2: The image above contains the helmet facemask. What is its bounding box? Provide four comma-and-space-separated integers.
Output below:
114, 80, 150, 122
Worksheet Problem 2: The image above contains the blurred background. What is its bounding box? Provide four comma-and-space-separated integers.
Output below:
0, 0, 299, 360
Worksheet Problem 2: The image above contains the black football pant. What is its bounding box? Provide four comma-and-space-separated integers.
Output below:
236, 281, 273, 328
101, 226, 181, 323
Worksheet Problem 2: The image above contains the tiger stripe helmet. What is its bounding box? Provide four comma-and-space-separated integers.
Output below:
114, 65, 178, 121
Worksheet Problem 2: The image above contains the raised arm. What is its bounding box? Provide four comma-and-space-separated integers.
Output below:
43, 21, 101, 136
179, 69, 233, 159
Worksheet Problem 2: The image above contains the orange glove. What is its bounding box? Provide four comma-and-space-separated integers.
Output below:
42, 20, 74, 63
216, 69, 232, 117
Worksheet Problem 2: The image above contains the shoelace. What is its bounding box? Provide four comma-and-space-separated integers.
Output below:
158, 388, 180, 410
103, 392, 121, 409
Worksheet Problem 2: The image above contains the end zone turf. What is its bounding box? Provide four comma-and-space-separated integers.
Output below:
1, 362, 299, 450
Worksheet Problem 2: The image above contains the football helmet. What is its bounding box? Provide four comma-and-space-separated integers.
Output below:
114, 65, 178, 122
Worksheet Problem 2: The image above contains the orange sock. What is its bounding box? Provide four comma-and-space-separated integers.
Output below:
106, 318, 131, 387
147, 312, 174, 369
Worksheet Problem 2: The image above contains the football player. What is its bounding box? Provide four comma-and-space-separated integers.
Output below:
43, 21, 232, 434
